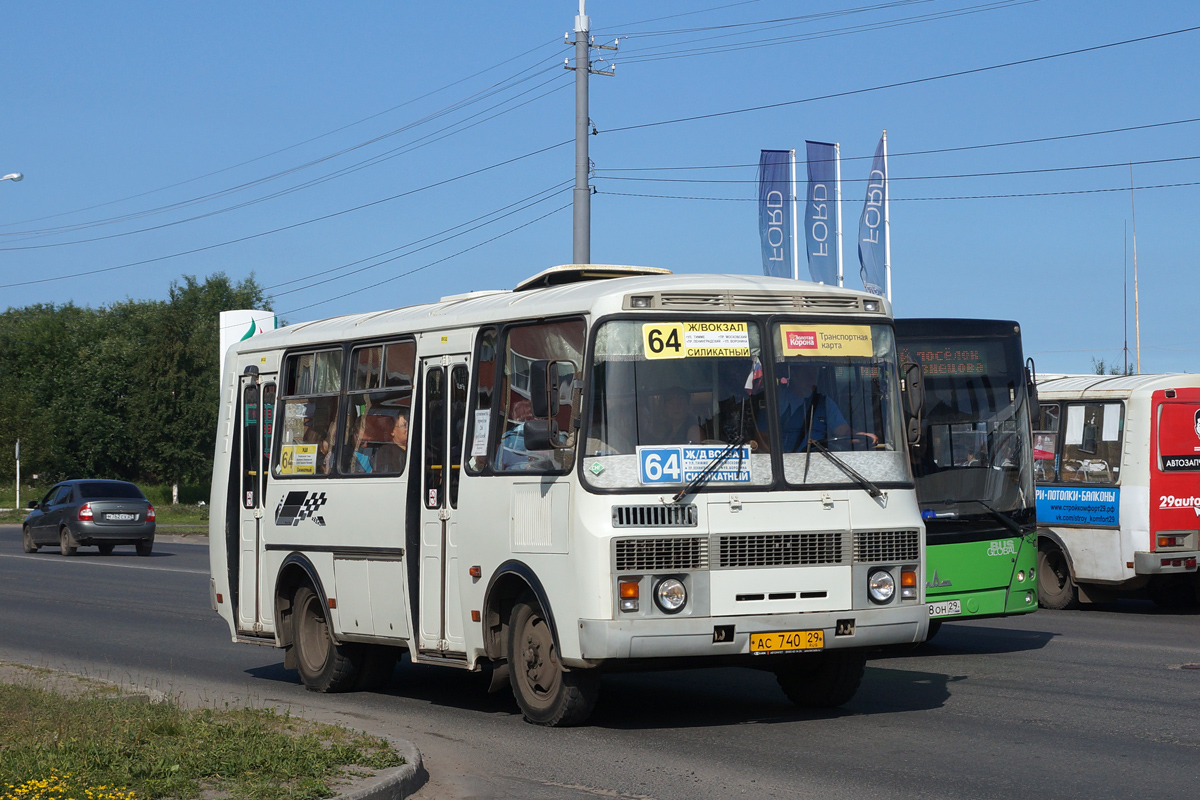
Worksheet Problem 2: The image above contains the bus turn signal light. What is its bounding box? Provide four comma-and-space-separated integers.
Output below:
619, 580, 640, 612
900, 569, 917, 600
1158, 536, 1180, 547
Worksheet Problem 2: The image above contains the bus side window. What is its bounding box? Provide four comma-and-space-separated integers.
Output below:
493, 319, 585, 473
1060, 402, 1122, 484
275, 349, 343, 477
467, 327, 498, 474
1033, 402, 1060, 481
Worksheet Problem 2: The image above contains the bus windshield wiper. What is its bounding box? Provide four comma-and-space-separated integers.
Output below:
671, 396, 750, 504
958, 498, 1031, 535
807, 440, 883, 499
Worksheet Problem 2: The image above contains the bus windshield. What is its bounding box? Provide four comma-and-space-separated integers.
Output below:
583, 319, 907, 491
898, 328, 1034, 523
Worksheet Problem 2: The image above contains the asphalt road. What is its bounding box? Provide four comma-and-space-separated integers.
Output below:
2, 523, 1198, 800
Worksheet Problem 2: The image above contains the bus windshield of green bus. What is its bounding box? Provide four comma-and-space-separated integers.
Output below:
583, 319, 908, 491
899, 336, 1034, 518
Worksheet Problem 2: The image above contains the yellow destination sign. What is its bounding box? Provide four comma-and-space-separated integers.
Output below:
279, 444, 318, 475
779, 324, 873, 358
642, 322, 751, 360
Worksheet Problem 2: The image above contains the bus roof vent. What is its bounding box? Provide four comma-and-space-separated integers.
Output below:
730, 293, 799, 311
513, 264, 672, 292
800, 295, 861, 311
658, 292, 726, 309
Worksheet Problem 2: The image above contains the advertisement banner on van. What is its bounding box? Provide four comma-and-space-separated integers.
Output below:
779, 324, 873, 357
1157, 403, 1200, 471
1035, 486, 1120, 527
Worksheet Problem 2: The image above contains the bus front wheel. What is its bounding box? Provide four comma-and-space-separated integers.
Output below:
1037, 543, 1079, 610
292, 586, 361, 693
775, 650, 866, 709
507, 594, 598, 726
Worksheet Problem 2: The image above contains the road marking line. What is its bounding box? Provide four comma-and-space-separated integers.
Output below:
0, 552, 207, 575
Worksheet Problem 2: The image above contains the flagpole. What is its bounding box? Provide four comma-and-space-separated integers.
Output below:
835, 142, 844, 287
882, 130, 891, 302
1130, 163, 1141, 374
790, 148, 799, 280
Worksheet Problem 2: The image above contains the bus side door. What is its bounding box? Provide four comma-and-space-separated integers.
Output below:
236, 372, 276, 633
416, 355, 470, 656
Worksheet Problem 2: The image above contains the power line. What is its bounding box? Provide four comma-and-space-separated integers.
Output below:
600, 25, 1200, 135
0, 39, 566, 231
0, 140, 572, 289
594, 153, 1200, 184
277, 203, 572, 317
599, 116, 1200, 172
0, 76, 573, 252
597, 180, 1200, 202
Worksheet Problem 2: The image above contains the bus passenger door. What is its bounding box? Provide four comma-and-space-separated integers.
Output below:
417, 355, 470, 656
236, 373, 276, 633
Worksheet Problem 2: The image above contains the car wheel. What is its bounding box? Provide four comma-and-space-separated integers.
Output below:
291, 585, 361, 693
22, 526, 38, 554
135, 540, 153, 557
775, 650, 866, 709
507, 593, 598, 726
59, 527, 77, 557
98, 543, 115, 556
1037, 542, 1078, 610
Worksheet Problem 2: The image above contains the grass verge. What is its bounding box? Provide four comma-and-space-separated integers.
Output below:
0, 668, 402, 800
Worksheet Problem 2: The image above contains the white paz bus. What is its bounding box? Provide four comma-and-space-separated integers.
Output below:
1034, 374, 1200, 608
209, 265, 927, 726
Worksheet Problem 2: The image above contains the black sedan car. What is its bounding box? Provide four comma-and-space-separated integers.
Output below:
23, 479, 156, 556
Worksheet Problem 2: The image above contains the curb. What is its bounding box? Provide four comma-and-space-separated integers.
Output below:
336, 738, 428, 800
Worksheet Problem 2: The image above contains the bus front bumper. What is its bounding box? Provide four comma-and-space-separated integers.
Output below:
576, 605, 927, 662
1134, 551, 1200, 575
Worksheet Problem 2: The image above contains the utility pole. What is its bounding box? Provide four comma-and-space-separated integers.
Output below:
1130, 164, 1141, 374
566, 1, 616, 265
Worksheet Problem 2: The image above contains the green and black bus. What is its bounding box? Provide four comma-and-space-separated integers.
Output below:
896, 318, 1038, 640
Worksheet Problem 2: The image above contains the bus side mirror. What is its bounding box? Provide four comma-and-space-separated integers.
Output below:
901, 362, 924, 446
1025, 357, 1040, 426
528, 357, 568, 417
522, 419, 556, 451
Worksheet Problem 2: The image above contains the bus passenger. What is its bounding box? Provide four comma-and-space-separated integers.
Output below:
376, 410, 409, 473
319, 421, 338, 474
645, 387, 703, 445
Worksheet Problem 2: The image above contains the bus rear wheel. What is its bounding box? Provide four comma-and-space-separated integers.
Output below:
775, 650, 866, 709
507, 595, 598, 726
292, 586, 361, 693
1037, 542, 1078, 610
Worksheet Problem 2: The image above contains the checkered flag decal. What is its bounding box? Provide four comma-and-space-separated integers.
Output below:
275, 491, 328, 527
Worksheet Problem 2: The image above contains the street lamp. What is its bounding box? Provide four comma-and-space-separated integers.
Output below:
1, 172, 22, 182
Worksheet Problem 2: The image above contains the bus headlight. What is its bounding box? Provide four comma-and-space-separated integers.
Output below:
1017, 570, 1026, 583
654, 578, 687, 614
868, 569, 896, 604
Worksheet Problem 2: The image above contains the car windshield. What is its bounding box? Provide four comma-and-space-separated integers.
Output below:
78, 482, 145, 500
583, 319, 909, 491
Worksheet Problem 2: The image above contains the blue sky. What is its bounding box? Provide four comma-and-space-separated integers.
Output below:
2, 0, 1197, 374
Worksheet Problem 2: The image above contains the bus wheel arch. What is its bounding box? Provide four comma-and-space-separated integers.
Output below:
275, 556, 335, 667
1036, 533, 1079, 610
482, 561, 561, 662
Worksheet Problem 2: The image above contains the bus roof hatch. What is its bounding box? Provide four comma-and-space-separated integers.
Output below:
513, 264, 673, 292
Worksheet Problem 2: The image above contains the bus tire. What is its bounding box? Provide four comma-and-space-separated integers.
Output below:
775, 650, 866, 709
924, 619, 943, 642
1037, 542, 1078, 610
354, 645, 398, 691
507, 594, 598, 726
22, 526, 38, 553
59, 527, 77, 557
292, 585, 361, 693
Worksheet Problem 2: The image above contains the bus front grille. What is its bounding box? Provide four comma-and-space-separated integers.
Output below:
614, 537, 709, 572
853, 530, 920, 563
716, 532, 845, 568
612, 504, 698, 528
